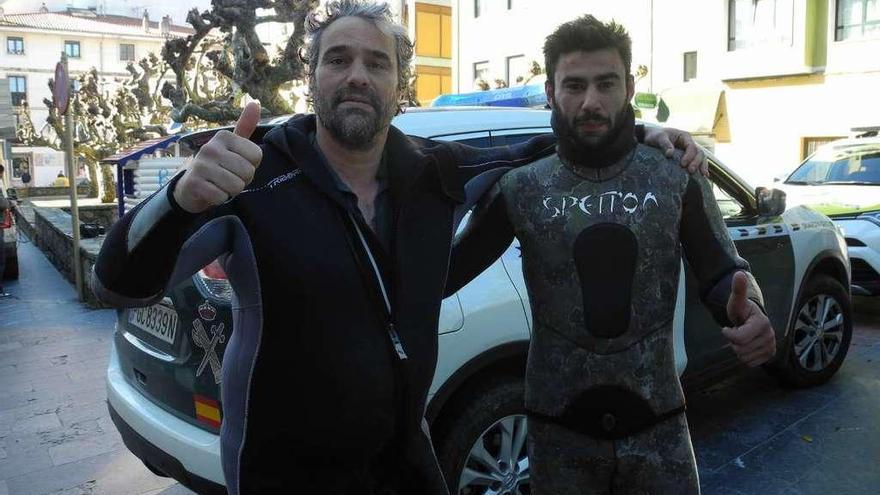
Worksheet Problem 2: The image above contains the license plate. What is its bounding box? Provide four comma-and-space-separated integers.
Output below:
128, 304, 179, 345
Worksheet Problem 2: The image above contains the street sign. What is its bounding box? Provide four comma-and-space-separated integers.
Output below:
54, 60, 70, 115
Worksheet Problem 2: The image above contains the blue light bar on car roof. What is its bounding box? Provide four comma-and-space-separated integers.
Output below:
432, 84, 548, 108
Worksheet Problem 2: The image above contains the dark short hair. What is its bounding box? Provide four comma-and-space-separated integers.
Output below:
543, 15, 632, 85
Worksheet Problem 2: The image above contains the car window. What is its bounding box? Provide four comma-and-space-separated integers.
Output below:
787, 144, 880, 184
491, 132, 548, 147
455, 136, 492, 148
712, 183, 745, 219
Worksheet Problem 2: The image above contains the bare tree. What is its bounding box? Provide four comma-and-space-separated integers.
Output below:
162, 0, 319, 124
16, 57, 175, 202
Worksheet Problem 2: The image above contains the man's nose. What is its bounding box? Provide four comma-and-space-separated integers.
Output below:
346, 60, 370, 87
580, 86, 603, 113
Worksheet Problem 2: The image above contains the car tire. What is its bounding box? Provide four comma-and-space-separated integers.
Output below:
767, 274, 852, 387
4, 255, 18, 279
433, 375, 530, 495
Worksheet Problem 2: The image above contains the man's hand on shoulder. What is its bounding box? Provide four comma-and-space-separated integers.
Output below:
643, 125, 708, 176
173, 102, 264, 214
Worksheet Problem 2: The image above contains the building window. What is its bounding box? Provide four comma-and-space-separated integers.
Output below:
64, 40, 81, 58
728, 0, 794, 50
11, 155, 30, 180
415, 4, 452, 59
506, 55, 527, 85
801, 136, 846, 160
683, 51, 697, 81
119, 43, 135, 61
415, 65, 452, 105
474, 61, 490, 83
474, 0, 480, 18
9, 76, 26, 106
836, 0, 880, 41
7, 37, 24, 55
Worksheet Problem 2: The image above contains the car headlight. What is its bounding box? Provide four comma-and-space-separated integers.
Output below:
858, 210, 880, 227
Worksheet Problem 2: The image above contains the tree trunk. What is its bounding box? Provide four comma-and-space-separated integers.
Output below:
87, 161, 99, 198
101, 165, 117, 203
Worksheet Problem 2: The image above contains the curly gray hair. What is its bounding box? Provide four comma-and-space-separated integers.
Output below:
305, 0, 414, 96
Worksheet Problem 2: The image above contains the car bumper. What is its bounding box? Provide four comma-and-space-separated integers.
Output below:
106, 339, 226, 492
836, 218, 880, 295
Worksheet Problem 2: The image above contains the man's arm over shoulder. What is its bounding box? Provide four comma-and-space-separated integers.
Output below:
679, 172, 765, 326
445, 183, 515, 297
90, 173, 231, 308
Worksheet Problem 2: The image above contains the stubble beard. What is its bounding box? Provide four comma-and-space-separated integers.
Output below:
314, 86, 397, 151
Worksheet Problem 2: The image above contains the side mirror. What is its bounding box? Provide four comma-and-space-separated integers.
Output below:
6, 188, 17, 201
755, 187, 786, 217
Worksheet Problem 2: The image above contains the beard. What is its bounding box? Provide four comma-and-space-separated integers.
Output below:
551, 101, 632, 167
314, 85, 397, 150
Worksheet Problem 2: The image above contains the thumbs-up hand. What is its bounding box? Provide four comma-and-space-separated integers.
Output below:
721, 271, 777, 367
173, 101, 264, 214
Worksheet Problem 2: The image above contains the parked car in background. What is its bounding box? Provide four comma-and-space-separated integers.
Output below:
1, 187, 19, 280
107, 108, 852, 495
777, 134, 880, 296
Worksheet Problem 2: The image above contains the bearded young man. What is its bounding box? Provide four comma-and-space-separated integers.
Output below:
446, 15, 776, 494
93, 2, 707, 494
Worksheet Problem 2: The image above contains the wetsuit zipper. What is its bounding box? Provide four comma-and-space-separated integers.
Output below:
347, 211, 408, 360
339, 207, 410, 467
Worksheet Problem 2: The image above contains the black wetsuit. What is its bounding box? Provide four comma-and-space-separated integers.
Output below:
447, 111, 764, 494
91, 114, 556, 495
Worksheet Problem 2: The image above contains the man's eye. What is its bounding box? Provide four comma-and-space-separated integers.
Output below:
566, 83, 585, 91
599, 81, 615, 90
327, 57, 346, 65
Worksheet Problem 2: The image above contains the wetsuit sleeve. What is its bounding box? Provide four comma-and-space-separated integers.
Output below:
90, 171, 234, 308
445, 183, 515, 296
679, 173, 765, 327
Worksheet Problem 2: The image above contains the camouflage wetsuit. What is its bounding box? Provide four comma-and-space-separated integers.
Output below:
447, 115, 764, 494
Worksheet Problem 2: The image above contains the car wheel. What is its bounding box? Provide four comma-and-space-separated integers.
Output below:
434, 376, 531, 495
769, 274, 852, 387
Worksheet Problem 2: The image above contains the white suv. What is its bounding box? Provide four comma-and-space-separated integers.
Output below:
777, 134, 880, 296
107, 107, 852, 494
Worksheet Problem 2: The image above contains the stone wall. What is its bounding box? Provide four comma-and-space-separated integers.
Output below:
32, 207, 107, 308
60, 204, 119, 230
12, 184, 91, 199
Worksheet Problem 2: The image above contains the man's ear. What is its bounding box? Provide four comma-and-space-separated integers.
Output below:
626, 74, 635, 102
544, 79, 554, 107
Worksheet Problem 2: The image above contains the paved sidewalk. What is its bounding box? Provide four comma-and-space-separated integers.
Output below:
0, 236, 194, 495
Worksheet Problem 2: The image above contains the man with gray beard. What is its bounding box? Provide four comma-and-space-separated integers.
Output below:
92, 2, 706, 493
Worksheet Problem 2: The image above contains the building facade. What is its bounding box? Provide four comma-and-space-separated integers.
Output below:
408, 0, 454, 105
0, 6, 192, 187
453, 0, 880, 185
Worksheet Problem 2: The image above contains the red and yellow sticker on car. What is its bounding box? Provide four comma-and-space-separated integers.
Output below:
194, 395, 222, 428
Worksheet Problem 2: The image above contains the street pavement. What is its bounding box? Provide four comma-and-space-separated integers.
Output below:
1, 235, 879, 494
0, 237, 194, 495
